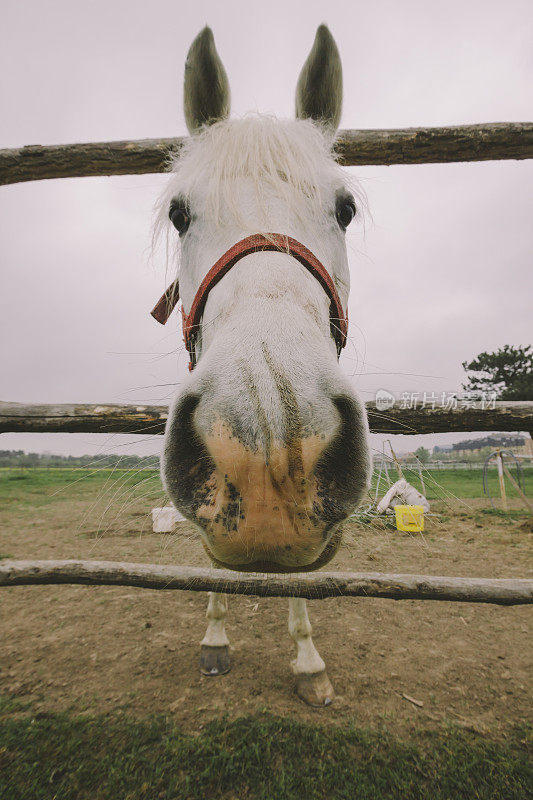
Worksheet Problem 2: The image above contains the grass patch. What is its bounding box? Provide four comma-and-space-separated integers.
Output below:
477, 508, 532, 521
0, 468, 162, 509
0, 707, 530, 799
371, 468, 533, 501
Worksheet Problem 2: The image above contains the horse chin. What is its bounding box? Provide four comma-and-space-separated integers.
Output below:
200, 524, 344, 574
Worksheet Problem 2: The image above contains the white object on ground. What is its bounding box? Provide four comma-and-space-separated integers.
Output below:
377, 479, 430, 514
151, 506, 186, 533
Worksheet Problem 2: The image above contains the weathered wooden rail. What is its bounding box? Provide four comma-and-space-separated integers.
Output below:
1, 400, 532, 436
1, 560, 532, 605
1, 122, 532, 186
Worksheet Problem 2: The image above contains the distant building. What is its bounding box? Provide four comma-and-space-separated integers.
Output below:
451, 435, 532, 457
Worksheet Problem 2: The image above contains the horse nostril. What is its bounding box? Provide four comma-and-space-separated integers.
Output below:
313, 394, 370, 519
162, 393, 215, 516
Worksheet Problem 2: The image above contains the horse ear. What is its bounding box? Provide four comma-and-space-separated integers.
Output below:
295, 25, 342, 132
184, 27, 230, 134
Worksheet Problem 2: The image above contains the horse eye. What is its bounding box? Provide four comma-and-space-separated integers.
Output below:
169, 202, 190, 235
336, 198, 356, 230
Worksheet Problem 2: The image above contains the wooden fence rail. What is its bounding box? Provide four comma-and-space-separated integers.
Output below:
1, 560, 532, 605
1, 122, 532, 186
1, 400, 532, 436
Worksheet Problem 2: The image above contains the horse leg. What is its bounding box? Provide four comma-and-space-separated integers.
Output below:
288, 597, 334, 707
199, 592, 231, 676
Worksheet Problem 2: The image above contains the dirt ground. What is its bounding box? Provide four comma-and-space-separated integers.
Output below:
1, 476, 531, 737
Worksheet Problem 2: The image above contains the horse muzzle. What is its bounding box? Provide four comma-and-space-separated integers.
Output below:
162, 388, 370, 572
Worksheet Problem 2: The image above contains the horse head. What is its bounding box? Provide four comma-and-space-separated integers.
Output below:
157, 25, 370, 572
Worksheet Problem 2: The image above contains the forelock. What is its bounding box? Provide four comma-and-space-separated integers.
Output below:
155, 115, 355, 232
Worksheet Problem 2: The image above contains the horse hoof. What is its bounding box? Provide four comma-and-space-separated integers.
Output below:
199, 644, 231, 676
295, 670, 334, 707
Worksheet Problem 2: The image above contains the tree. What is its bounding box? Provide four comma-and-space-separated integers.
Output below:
414, 446, 430, 463
462, 345, 533, 400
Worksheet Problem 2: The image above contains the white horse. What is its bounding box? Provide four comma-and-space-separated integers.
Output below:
153, 25, 370, 706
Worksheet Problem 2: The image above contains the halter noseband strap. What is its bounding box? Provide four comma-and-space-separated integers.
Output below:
150, 233, 348, 370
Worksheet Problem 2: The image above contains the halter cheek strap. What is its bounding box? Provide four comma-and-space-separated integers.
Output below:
150, 233, 348, 370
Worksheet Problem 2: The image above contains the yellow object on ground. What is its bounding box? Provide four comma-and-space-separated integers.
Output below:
394, 505, 425, 532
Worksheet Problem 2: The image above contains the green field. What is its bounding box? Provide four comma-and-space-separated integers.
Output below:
370, 466, 533, 501
0, 468, 162, 509
1, 465, 532, 504
0, 703, 530, 800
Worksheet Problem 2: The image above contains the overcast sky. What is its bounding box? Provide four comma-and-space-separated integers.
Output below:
1, 0, 531, 458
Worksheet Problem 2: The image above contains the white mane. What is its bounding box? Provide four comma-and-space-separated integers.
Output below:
154, 114, 362, 243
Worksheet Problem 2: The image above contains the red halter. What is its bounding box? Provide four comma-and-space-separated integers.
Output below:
150, 233, 348, 370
